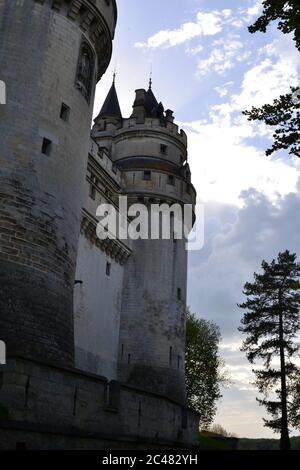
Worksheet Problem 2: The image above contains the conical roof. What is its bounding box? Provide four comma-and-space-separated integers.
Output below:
97, 78, 122, 119
145, 87, 159, 117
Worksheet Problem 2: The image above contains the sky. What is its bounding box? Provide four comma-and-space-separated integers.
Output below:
94, 0, 300, 438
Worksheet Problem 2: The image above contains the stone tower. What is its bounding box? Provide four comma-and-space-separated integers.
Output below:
0, 0, 117, 366
92, 81, 196, 404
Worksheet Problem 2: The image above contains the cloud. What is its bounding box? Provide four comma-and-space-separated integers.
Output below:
183, 34, 300, 208
182, 112, 298, 206
188, 184, 300, 436
187, 44, 204, 56
134, 10, 225, 50
196, 35, 247, 77
215, 81, 234, 98
247, 0, 263, 20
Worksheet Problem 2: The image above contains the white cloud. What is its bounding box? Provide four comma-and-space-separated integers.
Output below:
247, 0, 263, 20
215, 81, 234, 98
134, 10, 225, 50
181, 33, 300, 207
222, 9, 232, 19
188, 185, 300, 437
187, 44, 204, 56
184, 117, 299, 206
210, 35, 300, 122
196, 36, 246, 77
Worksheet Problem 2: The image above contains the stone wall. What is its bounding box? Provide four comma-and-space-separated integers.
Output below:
74, 234, 124, 379
0, 0, 116, 366
0, 358, 199, 450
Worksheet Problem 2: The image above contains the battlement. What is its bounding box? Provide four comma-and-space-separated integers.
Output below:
89, 138, 122, 183
118, 117, 188, 146
93, 112, 187, 148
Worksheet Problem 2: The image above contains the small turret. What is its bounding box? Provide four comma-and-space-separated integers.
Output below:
92, 80, 196, 403
94, 74, 122, 123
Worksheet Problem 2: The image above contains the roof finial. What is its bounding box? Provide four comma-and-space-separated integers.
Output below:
113, 62, 117, 84
149, 64, 152, 89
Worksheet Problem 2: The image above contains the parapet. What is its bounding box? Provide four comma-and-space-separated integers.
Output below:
0, 357, 199, 449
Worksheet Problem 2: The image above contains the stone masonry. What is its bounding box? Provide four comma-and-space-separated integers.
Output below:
0, 0, 200, 449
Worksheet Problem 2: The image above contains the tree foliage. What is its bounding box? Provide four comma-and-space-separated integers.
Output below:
243, 88, 300, 157
185, 309, 226, 429
244, 1, 300, 158
248, 1, 300, 52
290, 378, 300, 428
238, 251, 300, 450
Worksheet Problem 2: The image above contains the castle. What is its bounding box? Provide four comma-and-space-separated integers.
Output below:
0, 0, 199, 449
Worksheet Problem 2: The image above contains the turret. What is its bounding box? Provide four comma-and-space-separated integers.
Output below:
92, 81, 196, 403
0, 0, 117, 366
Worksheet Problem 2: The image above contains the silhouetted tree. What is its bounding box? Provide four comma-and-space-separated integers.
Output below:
290, 378, 300, 429
239, 251, 300, 450
243, 88, 300, 158
185, 310, 226, 429
249, 1, 300, 51
244, 1, 300, 158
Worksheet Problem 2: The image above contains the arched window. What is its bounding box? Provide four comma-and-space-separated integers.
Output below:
75, 41, 95, 102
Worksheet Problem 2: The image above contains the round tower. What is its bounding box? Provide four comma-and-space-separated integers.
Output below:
92, 81, 196, 403
0, 0, 117, 366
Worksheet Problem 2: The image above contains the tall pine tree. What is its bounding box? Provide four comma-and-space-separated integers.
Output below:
239, 251, 300, 450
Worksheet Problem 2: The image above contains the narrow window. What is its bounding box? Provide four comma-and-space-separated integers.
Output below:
121, 344, 124, 357
186, 183, 191, 194
177, 355, 181, 369
169, 346, 173, 365
177, 288, 182, 301
106, 262, 111, 277
60, 103, 70, 121
143, 170, 151, 181
132, 173, 135, 184
42, 138, 52, 156
168, 175, 175, 186
75, 41, 95, 102
89, 184, 96, 200
160, 144, 168, 155
128, 354, 131, 364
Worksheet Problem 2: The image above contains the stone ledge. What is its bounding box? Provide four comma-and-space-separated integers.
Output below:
80, 210, 131, 265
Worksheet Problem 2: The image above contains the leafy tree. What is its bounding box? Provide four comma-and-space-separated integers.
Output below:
248, 1, 300, 52
185, 310, 226, 429
243, 88, 300, 158
209, 423, 237, 438
238, 251, 300, 450
244, 1, 300, 158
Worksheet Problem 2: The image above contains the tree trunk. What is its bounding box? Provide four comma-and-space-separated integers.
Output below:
278, 289, 290, 451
